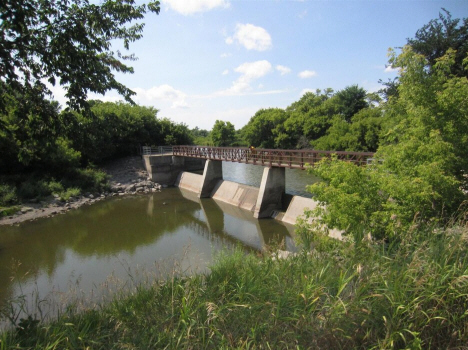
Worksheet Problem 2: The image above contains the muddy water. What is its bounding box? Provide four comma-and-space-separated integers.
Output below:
0, 163, 318, 326
0, 188, 297, 325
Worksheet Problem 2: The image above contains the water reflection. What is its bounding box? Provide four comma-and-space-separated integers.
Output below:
0, 187, 295, 322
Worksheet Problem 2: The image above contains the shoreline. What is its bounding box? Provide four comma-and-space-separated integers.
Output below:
0, 156, 159, 226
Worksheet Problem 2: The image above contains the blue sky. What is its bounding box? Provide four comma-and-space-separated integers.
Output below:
52, 0, 468, 130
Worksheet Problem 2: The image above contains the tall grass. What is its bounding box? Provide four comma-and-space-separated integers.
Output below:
1, 221, 467, 349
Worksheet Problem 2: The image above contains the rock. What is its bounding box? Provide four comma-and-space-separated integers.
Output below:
15, 211, 23, 215
88, 194, 94, 199
271, 250, 298, 260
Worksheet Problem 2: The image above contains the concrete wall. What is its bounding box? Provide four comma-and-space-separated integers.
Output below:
142, 155, 205, 186
211, 180, 259, 212
280, 196, 342, 239
175, 172, 203, 193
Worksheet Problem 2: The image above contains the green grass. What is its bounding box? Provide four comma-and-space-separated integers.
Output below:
1, 222, 467, 349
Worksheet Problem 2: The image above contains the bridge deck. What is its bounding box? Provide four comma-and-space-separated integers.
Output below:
171, 146, 373, 169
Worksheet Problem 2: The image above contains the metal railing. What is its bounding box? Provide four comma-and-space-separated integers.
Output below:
141, 146, 173, 155
172, 146, 374, 169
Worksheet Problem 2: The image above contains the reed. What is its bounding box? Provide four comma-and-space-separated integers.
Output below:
1, 220, 467, 349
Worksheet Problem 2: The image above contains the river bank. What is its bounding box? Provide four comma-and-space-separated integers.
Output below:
0, 156, 158, 226
2, 223, 467, 349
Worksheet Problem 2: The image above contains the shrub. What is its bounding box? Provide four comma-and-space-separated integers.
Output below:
0, 183, 17, 206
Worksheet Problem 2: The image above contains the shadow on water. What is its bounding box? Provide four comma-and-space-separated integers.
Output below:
0, 187, 296, 326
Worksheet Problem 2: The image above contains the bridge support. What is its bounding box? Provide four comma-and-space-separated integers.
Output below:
254, 167, 285, 219
199, 160, 223, 198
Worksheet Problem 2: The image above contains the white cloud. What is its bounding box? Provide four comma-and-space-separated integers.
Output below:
298, 70, 317, 78
222, 69, 229, 75
219, 60, 273, 95
133, 85, 189, 109
300, 88, 315, 96
226, 23, 272, 51
384, 65, 398, 73
161, 0, 229, 15
220, 52, 231, 58
276, 65, 291, 75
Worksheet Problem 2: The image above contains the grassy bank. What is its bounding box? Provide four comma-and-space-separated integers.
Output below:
1, 221, 467, 349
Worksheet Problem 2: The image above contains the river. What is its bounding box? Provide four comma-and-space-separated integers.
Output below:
0, 162, 319, 327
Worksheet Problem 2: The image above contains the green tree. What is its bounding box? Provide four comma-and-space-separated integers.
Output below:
307, 47, 467, 243
0, 0, 160, 111
313, 108, 384, 152
211, 120, 236, 147
334, 85, 369, 122
407, 9, 468, 78
242, 108, 287, 148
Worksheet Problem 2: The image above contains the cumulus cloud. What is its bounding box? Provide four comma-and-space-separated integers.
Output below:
300, 88, 315, 96
133, 85, 188, 109
226, 23, 272, 51
384, 65, 398, 73
219, 60, 272, 95
161, 0, 229, 15
298, 70, 317, 78
222, 69, 229, 75
276, 65, 291, 75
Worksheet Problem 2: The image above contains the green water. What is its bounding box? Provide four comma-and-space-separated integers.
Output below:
0, 187, 296, 325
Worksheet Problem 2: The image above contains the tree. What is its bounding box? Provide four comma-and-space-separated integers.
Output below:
334, 85, 369, 122
242, 108, 287, 148
211, 120, 236, 147
0, 0, 160, 111
407, 9, 468, 78
307, 47, 467, 243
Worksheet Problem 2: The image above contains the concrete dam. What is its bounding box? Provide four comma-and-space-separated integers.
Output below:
142, 153, 342, 239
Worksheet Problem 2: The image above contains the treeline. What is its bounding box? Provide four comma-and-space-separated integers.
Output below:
241, 85, 382, 151
195, 85, 385, 151
0, 92, 192, 205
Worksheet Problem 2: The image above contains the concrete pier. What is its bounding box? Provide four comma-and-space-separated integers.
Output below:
198, 160, 223, 198
254, 167, 285, 219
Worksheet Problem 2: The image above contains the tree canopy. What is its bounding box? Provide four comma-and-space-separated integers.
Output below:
0, 0, 160, 111
211, 120, 236, 147
407, 8, 468, 78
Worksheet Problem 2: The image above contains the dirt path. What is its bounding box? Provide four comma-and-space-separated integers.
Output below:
0, 156, 161, 226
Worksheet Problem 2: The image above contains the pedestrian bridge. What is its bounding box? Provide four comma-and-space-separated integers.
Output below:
142, 146, 374, 221
151, 145, 373, 169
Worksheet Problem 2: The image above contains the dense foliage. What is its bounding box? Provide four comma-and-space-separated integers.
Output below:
307, 48, 468, 243
240, 86, 379, 151
210, 120, 236, 147
0, 98, 192, 203
0, 0, 160, 111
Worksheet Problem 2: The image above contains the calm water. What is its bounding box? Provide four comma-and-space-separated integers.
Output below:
0, 163, 316, 326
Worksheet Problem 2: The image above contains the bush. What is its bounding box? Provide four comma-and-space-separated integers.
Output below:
58, 187, 81, 201
17, 179, 51, 200
0, 183, 17, 206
